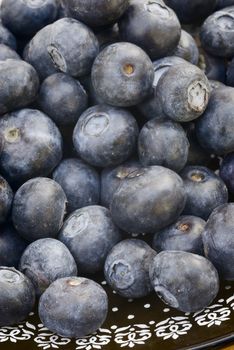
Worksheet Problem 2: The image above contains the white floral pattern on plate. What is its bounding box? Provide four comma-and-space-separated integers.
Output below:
194, 303, 231, 327
75, 328, 112, 350
154, 316, 192, 340
114, 324, 152, 347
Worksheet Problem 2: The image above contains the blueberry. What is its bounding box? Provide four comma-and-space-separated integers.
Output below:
0, 224, 27, 268
180, 166, 228, 220
0, 109, 63, 186
39, 277, 108, 338
165, 0, 217, 24
138, 119, 189, 172
19, 238, 77, 296
59, 205, 122, 274
156, 63, 210, 122
196, 87, 234, 155
149, 251, 219, 312
209, 79, 226, 91
202, 203, 234, 280
0, 176, 13, 224
73, 105, 139, 167
0, 20, 17, 50
0, 59, 39, 115
220, 153, 234, 194
172, 30, 199, 65
0, 44, 20, 61
1, 0, 58, 38
53, 158, 100, 213
226, 57, 234, 87
0, 267, 35, 326
38, 73, 88, 126
91, 42, 154, 107
152, 215, 205, 255
200, 6, 234, 58
118, 0, 181, 60
65, 0, 129, 27
24, 18, 99, 80
111, 166, 186, 234
101, 160, 141, 208
12, 178, 67, 242
200, 52, 226, 83
104, 239, 156, 298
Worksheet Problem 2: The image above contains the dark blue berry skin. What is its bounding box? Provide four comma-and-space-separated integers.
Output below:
111, 166, 186, 234
24, 18, 99, 80
91, 42, 154, 107
226, 58, 234, 87
0, 44, 20, 61
216, 0, 234, 9
152, 215, 205, 255
0, 20, 17, 50
53, 158, 100, 214
118, 0, 181, 60
138, 119, 189, 172
12, 178, 67, 242
220, 153, 234, 194
79, 74, 104, 106
96, 24, 120, 52
202, 203, 234, 280
0, 225, 27, 268
19, 238, 77, 296
0, 59, 39, 116
73, 105, 139, 168
165, 0, 217, 24
196, 87, 234, 155
200, 6, 234, 58
38, 73, 88, 126
180, 166, 228, 220
172, 30, 199, 65
156, 63, 210, 122
186, 123, 212, 166
0, 109, 63, 186
137, 56, 187, 120
101, 160, 141, 208
104, 239, 156, 298
59, 205, 122, 274
209, 80, 225, 91
202, 53, 226, 83
39, 277, 108, 338
0, 176, 13, 224
0, 267, 35, 326
149, 251, 219, 312
1, 0, 58, 38
65, 0, 129, 27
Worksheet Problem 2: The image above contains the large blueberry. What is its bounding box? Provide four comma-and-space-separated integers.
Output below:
180, 166, 228, 220
202, 203, 234, 280
172, 30, 199, 65
152, 215, 205, 255
91, 42, 154, 107
149, 251, 219, 312
0, 59, 39, 115
39, 277, 108, 337
59, 205, 122, 274
0, 20, 17, 50
104, 239, 156, 298
1, 0, 58, 38
0, 109, 63, 186
118, 0, 181, 60
53, 158, 100, 213
0, 176, 13, 224
24, 18, 99, 80
73, 105, 139, 167
220, 153, 234, 194
19, 238, 77, 296
65, 0, 129, 27
196, 87, 234, 155
138, 119, 189, 172
0, 224, 27, 267
111, 166, 186, 234
0, 44, 20, 61
12, 178, 67, 242
0, 267, 35, 326
156, 63, 210, 122
38, 73, 88, 126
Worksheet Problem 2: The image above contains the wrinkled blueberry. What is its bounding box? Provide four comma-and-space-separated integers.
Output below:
0, 267, 35, 326
149, 251, 219, 312
19, 238, 77, 296
53, 158, 100, 213
59, 205, 122, 274
0, 44, 20, 61
172, 29, 199, 65
220, 153, 234, 194
104, 239, 156, 298
39, 277, 108, 337
73, 105, 139, 167
0, 20, 17, 50
91, 42, 154, 107
0, 176, 13, 224
180, 166, 228, 220
12, 178, 67, 242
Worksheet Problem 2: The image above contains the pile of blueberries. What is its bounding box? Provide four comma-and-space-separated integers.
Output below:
0, 0, 234, 340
